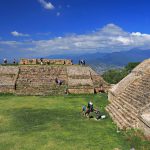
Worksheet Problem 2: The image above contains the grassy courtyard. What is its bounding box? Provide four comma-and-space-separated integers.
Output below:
0, 94, 149, 150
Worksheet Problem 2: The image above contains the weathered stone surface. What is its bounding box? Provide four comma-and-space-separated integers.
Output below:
15, 66, 68, 95
106, 58, 150, 136
20, 59, 37, 65
20, 59, 73, 65
68, 78, 93, 87
139, 109, 150, 137
66, 66, 109, 94
68, 88, 94, 94
0, 63, 109, 95
0, 66, 19, 93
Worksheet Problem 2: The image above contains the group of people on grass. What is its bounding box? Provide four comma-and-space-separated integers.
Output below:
82, 101, 105, 120
82, 101, 94, 116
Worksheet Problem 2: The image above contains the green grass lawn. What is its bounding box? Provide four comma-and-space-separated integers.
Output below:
0, 94, 149, 150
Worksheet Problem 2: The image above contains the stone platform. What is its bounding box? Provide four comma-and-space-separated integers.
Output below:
0, 64, 109, 95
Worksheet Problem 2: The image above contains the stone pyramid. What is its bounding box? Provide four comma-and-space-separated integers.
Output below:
106, 59, 150, 136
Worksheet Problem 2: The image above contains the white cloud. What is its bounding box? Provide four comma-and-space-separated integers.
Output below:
1, 24, 150, 57
38, 0, 55, 10
111, 36, 132, 45
11, 31, 29, 37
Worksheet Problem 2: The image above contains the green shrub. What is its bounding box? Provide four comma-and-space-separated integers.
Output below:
102, 62, 140, 84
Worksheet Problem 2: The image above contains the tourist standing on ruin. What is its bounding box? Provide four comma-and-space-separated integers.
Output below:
40, 58, 43, 65
13, 59, 16, 65
79, 59, 85, 66
3, 58, 7, 65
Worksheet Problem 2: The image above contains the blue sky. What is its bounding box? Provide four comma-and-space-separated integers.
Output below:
0, 0, 150, 58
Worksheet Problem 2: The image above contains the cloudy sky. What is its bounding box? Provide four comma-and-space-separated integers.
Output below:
0, 0, 150, 58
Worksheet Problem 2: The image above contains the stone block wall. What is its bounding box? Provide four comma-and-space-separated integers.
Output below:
67, 66, 103, 94
20, 59, 37, 65
15, 66, 68, 95
20, 59, 73, 65
0, 66, 19, 93
0, 65, 108, 95
67, 66, 94, 94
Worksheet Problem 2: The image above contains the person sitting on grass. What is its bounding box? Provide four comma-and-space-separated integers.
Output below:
82, 105, 86, 116
94, 108, 101, 120
84, 101, 94, 116
88, 101, 94, 112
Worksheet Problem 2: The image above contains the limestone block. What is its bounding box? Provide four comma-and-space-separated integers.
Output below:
68, 88, 94, 94
68, 78, 93, 87
65, 60, 72, 65
20, 59, 37, 65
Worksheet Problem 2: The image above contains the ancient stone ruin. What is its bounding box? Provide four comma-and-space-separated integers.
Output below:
0, 59, 108, 95
20, 58, 73, 65
106, 59, 150, 136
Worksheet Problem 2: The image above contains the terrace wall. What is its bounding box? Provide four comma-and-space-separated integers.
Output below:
0, 66, 19, 93
0, 64, 109, 95
20, 59, 73, 65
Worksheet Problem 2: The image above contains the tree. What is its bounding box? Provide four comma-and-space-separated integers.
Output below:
102, 62, 140, 84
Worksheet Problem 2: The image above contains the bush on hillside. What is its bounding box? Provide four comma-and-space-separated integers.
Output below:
102, 62, 140, 84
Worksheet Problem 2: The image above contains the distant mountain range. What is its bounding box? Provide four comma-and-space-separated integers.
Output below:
45, 49, 150, 66
45, 49, 150, 74
96, 49, 150, 66
1, 49, 150, 74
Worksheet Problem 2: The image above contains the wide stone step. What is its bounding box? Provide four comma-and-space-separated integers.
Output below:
116, 97, 138, 115
119, 94, 141, 109
110, 101, 137, 126
107, 105, 131, 128
112, 98, 138, 119
128, 82, 150, 92
121, 92, 144, 107
16, 81, 67, 85
16, 85, 66, 90
128, 84, 150, 93
18, 75, 67, 79
16, 89, 66, 95
124, 88, 145, 99
68, 88, 94, 94
106, 105, 130, 129
106, 107, 123, 129
19, 69, 66, 73
123, 90, 149, 107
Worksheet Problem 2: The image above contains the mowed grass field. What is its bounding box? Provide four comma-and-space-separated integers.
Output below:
0, 94, 149, 150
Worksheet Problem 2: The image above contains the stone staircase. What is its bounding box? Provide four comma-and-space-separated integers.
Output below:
106, 72, 150, 129
15, 66, 68, 95
0, 64, 109, 95
0, 66, 19, 93
67, 66, 95, 94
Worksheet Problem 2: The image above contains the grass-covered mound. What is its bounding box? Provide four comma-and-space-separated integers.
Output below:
0, 94, 149, 150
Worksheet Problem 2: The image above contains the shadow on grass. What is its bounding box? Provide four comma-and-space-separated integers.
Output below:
9, 108, 80, 134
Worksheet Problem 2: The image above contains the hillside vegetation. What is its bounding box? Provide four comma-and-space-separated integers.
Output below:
102, 62, 140, 84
